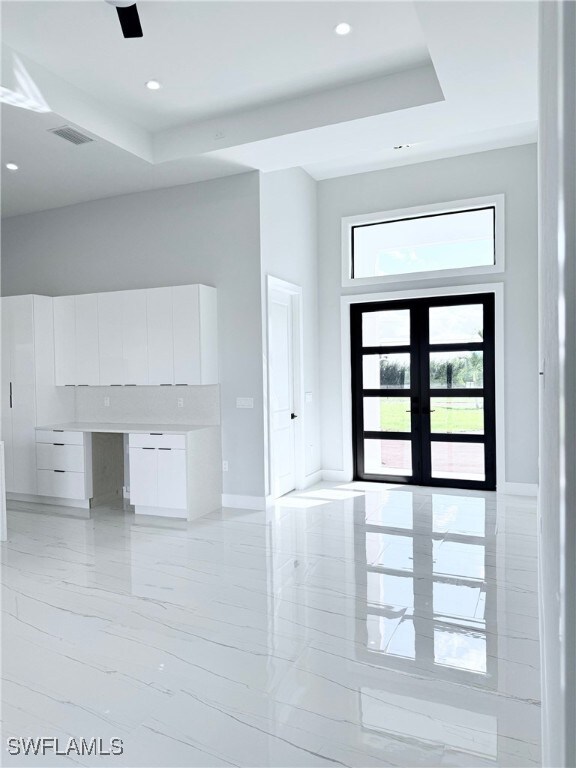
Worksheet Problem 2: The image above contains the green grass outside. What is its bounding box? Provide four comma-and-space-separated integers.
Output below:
377, 397, 484, 434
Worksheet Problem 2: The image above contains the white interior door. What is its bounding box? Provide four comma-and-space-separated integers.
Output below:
269, 288, 296, 498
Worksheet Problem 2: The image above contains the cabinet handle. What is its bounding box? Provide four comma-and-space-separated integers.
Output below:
141, 447, 155, 450
54, 470, 66, 473
9, 382, 12, 409
150, 433, 163, 435
160, 384, 172, 386
158, 447, 171, 451
53, 443, 65, 446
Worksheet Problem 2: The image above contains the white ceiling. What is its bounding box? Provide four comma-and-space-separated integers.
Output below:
1, 1, 431, 131
0, 0, 538, 218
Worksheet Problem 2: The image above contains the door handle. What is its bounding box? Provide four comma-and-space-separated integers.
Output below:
291, 413, 297, 419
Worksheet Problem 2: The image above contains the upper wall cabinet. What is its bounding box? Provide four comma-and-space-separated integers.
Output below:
54, 284, 218, 386
98, 290, 148, 385
54, 294, 100, 386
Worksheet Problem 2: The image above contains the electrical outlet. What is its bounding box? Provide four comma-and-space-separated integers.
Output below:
177, 397, 184, 408
104, 396, 110, 407
222, 460, 229, 472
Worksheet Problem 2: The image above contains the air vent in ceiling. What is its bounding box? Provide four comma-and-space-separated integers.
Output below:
48, 125, 94, 145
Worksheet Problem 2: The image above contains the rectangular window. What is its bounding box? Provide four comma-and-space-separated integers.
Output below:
342, 196, 504, 286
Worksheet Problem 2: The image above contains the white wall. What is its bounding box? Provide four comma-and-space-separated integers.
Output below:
259, 168, 321, 490
317, 144, 539, 487
1, 172, 267, 499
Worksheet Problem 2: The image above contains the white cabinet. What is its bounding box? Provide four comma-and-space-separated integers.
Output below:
75, 294, 100, 386
146, 288, 174, 385
53, 296, 76, 386
158, 448, 187, 508
54, 295, 100, 386
128, 433, 187, 515
98, 290, 149, 385
2, 296, 36, 494
123, 290, 148, 385
128, 447, 158, 507
173, 284, 218, 385
2, 296, 75, 497
98, 292, 124, 386
54, 284, 218, 387
35, 429, 92, 502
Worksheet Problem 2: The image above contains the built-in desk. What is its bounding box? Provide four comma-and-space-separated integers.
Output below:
34, 423, 222, 520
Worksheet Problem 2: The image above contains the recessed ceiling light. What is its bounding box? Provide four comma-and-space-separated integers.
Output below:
145, 80, 161, 91
393, 144, 412, 150
334, 22, 352, 36
5, 162, 19, 171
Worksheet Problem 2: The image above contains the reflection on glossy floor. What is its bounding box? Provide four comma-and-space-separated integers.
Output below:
1, 483, 541, 767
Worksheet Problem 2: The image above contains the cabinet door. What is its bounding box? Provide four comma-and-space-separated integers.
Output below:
172, 285, 200, 384
53, 296, 76, 385
199, 286, 219, 384
129, 447, 158, 506
157, 448, 187, 509
75, 294, 100, 385
146, 288, 174, 385
10, 295, 37, 494
1, 299, 14, 489
98, 292, 124, 385
123, 290, 148, 385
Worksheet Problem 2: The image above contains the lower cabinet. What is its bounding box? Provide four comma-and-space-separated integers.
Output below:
37, 469, 88, 500
128, 433, 187, 516
35, 430, 92, 502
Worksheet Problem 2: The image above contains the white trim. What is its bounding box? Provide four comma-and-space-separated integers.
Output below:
298, 469, 323, 489
341, 194, 505, 288
500, 483, 539, 497
265, 275, 305, 500
340, 282, 506, 489
134, 505, 187, 519
322, 469, 351, 482
6, 492, 90, 509
221, 493, 267, 510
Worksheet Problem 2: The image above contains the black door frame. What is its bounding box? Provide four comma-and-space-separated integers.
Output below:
351, 293, 496, 491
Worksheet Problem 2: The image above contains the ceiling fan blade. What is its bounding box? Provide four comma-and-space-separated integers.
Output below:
116, 4, 143, 38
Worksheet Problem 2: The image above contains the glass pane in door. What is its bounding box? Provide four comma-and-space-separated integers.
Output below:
363, 397, 411, 432
429, 304, 484, 343
430, 351, 484, 389
431, 442, 485, 481
430, 397, 484, 434
364, 439, 412, 476
362, 309, 410, 346
363, 353, 411, 389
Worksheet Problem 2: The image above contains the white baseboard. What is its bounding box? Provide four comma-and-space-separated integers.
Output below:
134, 505, 187, 519
321, 469, 353, 482
297, 470, 323, 490
500, 482, 539, 497
221, 494, 268, 510
7, 492, 91, 509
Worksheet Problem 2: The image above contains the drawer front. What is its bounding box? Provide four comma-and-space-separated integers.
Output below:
36, 443, 86, 472
36, 430, 85, 446
37, 470, 87, 500
129, 433, 186, 450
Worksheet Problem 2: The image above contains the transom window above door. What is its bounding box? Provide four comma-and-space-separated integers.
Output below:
342, 196, 504, 287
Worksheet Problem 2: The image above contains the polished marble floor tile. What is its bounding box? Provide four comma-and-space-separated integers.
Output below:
1, 484, 541, 766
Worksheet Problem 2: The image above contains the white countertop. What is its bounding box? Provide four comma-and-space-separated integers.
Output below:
35, 422, 213, 435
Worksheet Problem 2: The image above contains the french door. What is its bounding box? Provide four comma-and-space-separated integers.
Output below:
351, 294, 496, 490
